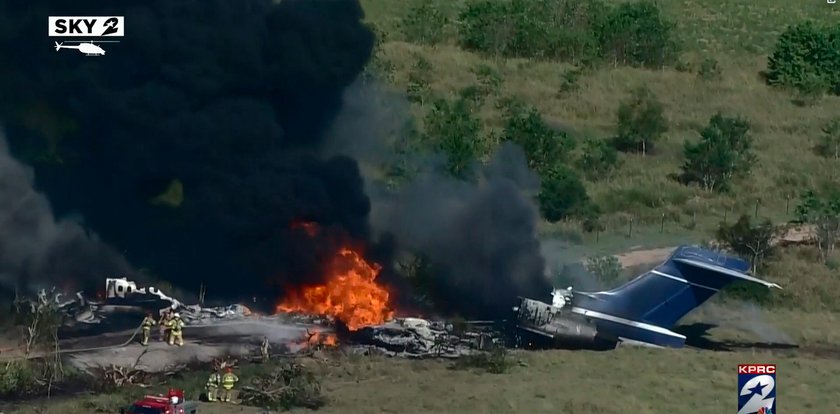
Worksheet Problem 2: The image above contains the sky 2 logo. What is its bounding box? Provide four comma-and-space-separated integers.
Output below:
48, 16, 124, 37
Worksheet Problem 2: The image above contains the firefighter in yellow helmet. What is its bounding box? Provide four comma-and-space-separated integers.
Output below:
159, 309, 171, 342
205, 369, 222, 402
220, 366, 239, 403
167, 312, 185, 346
140, 313, 156, 346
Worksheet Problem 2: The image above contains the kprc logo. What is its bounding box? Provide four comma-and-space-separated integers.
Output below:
738, 364, 776, 414
48, 16, 124, 37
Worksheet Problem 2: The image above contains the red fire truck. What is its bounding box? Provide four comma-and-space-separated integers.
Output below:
120, 388, 198, 414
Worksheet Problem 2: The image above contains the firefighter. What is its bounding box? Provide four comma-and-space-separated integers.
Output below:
159, 309, 171, 342
205, 369, 222, 402
140, 313, 156, 346
260, 336, 270, 361
167, 312, 185, 346
220, 366, 239, 402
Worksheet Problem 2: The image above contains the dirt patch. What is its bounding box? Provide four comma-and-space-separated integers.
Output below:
612, 225, 816, 269
614, 247, 675, 268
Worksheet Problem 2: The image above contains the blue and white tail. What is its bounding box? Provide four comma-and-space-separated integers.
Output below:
54, 41, 62, 51
573, 246, 781, 347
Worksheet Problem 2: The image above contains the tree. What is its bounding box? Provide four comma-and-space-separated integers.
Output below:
424, 97, 482, 179
576, 137, 619, 179
766, 21, 840, 96
503, 104, 576, 174
594, 1, 679, 68
680, 113, 756, 192
400, 1, 449, 45
611, 86, 667, 155
537, 165, 592, 222
716, 215, 783, 273
795, 189, 840, 263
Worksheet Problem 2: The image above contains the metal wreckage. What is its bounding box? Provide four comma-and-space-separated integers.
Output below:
14, 245, 783, 357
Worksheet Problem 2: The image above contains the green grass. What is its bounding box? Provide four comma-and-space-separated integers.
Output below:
11, 340, 840, 414
359, 0, 840, 240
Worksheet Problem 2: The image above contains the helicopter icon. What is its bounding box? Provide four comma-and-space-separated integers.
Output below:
54, 40, 118, 56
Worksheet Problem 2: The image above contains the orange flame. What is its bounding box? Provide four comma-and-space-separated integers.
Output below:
277, 247, 394, 331
309, 331, 338, 347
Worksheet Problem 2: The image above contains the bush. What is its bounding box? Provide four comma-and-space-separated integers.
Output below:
697, 57, 722, 81
424, 97, 482, 179
0, 360, 39, 399
584, 255, 622, 284
400, 2, 449, 45
457, 0, 677, 68
816, 118, 840, 160
472, 64, 504, 96
538, 165, 592, 222
611, 86, 668, 155
239, 362, 326, 410
406, 55, 433, 104
457, 0, 604, 63
680, 113, 756, 192
576, 137, 619, 179
453, 344, 511, 374
594, 1, 679, 68
502, 104, 576, 174
766, 21, 840, 96
716, 215, 783, 273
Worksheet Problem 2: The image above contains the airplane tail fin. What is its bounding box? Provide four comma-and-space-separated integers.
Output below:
54, 41, 62, 51
576, 246, 781, 329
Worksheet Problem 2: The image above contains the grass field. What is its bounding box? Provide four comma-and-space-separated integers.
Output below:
11, 333, 839, 414
359, 0, 840, 243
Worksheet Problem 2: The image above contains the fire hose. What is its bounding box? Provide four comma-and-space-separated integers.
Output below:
0, 325, 142, 362
0, 320, 326, 362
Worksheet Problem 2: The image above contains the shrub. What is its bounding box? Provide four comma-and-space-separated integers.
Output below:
594, 0, 679, 68
716, 215, 783, 273
576, 137, 619, 179
680, 113, 756, 192
538, 165, 592, 222
766, 21, 840, 95
406, 55, 433, 104
472, 64, 503, 96
697, 57, 722, 81
457, 0, 604, 63
453, 344, 511, 374
794, 189, 840, 263
399, 2, 449, 45
584, 255, 622, 284
424, 97, 482, 179
502, 104, 576, 174
611, 86, 668, 155
816, 118, 840, 160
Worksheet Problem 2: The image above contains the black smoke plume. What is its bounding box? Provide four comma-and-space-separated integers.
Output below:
0, 131, 132, 294
372, 143, 552, 318
0, 0, 380, 304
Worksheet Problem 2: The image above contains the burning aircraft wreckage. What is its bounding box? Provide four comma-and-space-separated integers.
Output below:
13, 245, 782, 364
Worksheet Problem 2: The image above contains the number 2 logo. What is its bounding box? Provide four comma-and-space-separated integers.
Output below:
738, 374, 775, 414
101, 17, 119, 36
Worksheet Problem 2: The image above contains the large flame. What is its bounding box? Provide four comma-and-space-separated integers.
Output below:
277, 247, 394, 331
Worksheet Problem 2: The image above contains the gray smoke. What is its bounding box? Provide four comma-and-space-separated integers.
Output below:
372, 142, 552, 317
0, 130, 132, 294
697, 302, 794, 344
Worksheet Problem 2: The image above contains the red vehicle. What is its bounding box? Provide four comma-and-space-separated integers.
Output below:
120, 388, 198, 414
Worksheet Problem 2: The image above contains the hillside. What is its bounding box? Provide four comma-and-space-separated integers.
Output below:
359, 0, 840, 243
